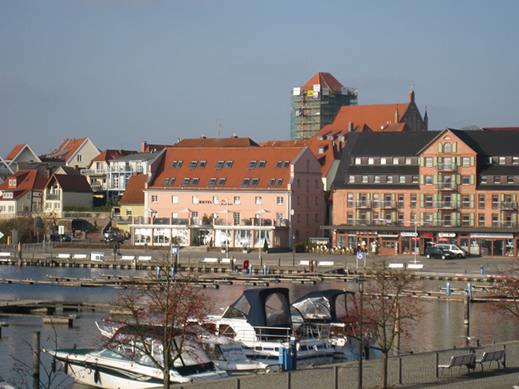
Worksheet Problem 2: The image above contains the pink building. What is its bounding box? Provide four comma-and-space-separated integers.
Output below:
129, 137, 325, 250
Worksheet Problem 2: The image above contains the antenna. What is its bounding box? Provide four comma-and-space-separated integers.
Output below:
216, 119, 224, 137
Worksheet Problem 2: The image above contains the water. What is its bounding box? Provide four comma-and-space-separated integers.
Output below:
0, 266, 517, 388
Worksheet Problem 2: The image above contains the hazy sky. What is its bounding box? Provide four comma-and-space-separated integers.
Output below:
1, 0, 518, 158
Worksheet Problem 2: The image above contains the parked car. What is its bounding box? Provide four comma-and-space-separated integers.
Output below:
434, 243, 467, 258
50, 233, 72, 242
104, 232, 125, 243
425, 246, 455, 260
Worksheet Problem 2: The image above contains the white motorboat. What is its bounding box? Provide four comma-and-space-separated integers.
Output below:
96, 320, 272, 375
44, 336, 227, 388
205, 287, 335, 368
291, 289, 381, 361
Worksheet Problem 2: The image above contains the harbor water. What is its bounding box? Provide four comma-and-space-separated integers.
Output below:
0, 265, 518, 388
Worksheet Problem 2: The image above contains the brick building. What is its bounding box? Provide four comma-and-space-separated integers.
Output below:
327, 129, 519, 257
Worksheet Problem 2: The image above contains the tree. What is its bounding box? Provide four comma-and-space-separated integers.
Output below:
102, 253, 209, 388
489, 259, 519, 320
343, 257, 420, 389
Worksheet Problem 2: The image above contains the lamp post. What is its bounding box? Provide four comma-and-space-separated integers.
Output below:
258, 200, 262, 266
225, 198, 229, 258
358, 279, 364, 389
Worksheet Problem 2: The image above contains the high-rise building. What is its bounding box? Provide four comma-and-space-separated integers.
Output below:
291, 72, 358, 140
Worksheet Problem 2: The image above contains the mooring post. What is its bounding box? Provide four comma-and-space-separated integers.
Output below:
33, 331, 40, 389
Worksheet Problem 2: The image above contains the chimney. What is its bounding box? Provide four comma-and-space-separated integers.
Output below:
141, 141, 148, 152
348, 122, 354, 132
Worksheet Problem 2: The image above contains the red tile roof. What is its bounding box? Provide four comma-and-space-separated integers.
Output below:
43, 138, 88, 161
5, 144, 26, 161
0, 170, 48, 200
92, 149, 138, 162
481, 127, 519, 131
174, 137, 259, 148
149, 145, 307, 190
119, 175, 148, 205
302, 72, 344, 91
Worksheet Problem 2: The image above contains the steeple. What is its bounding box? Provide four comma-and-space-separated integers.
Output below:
409, 83, 415, 103
395, 104, 400, 123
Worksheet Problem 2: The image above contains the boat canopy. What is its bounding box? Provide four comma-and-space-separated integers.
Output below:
223, 288, 291, 328
291, 289, 354, 323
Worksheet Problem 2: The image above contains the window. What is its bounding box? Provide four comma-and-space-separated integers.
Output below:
479, 195, 485, 208
462, 214, 470, 226
217, 178, 226, 186
355, 157, 361, 165
216, 161, 224, 169
425, 214, 433, 225
213, 196, 219, 204
492, 195, 499, 209
234, 196, 241, 205
513, 157, 519, 165
405, 157, 412, 165
508, 176, 514, 184
208, 178, 217, 186
492, 214, 499, 227
412, 176, 418, 184
462, 157, 470, 167
499, 157, 506, 164
398, 194, 404, 207
479, 214, 485, 227
269, 178, 275, 186
182, 178, 190, 185
373, 194, 379, 207
444, 143, 452, 153
224, 161, 233, 168
248, 161, 257, 169
349, 176, 355, 183
462, 195, 470, 208
494, 176, 501, 184
392, 158, 399, 165
347, 212, 353, 224
481, 176, 487, 184
277, 197, 284, 205
283, 161, 290, 168
255, 196, 262, 205
380, 158, 386, 165
425, 176, 433, 185
276, 179, 283, 186
163, 178, 169, 185
374, 176, 381, 183
192, 196, 199, 204
241, 178, 250, 186
276, 161, 282, 168
463, 176, 470, 185
198, 161, 207, 168
425, 158, 433, 167
169, 178, 175, 185
347, 194, 354, 207
386, 176, 393, 183
233, 212, 241, 225
362, 176, 368, 183
191, 178, 199, 185
258, 161, 266, 168
171, 160, 182, 168
77, 155, 82, 162
368, 158, 374, 165
151, 195, 158, 203
425, 195, 433, 208
189, 161, 198, 169
399, 176, 406, 184
251, 178, 259, 186
171, 195, 178, 204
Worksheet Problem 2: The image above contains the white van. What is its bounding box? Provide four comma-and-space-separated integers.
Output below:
434, 243, 467, 258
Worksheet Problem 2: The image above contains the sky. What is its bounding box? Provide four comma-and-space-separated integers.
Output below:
1, 0, 518, 158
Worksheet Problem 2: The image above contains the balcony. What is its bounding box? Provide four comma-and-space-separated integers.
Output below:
435, 201, 459, 210
500, 202, 518, 210
380, 201, 397, 209
81, 168, 106, 176
436, 182, 457, 191
46, 194, 60, 201
355, 201, 371, 209
436, 163, 458, 172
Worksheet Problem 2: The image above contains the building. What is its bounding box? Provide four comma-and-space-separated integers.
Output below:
327, 129, 519, 257
116, 174, 148, 236
0, 144, 41, 181
127, 137, 326, 249
0, 170, 48, 218
291, 72, 358, 141
40, 137, 100, 169
42, 174, 93, 218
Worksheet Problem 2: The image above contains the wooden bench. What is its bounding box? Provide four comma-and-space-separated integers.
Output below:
407, 263, 424, 270
121, 255, 136, 261
72, 254, 87, 260
138, 256, 152, 261
57, 253, 71, 260
438, 353, 475, 376
476, 349, 505, 371
388, 263, 404, 269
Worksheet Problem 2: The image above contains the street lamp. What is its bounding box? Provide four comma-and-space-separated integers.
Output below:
358, 279, 364, 389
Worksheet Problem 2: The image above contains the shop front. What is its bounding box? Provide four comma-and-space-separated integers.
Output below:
469, 233, 515, 257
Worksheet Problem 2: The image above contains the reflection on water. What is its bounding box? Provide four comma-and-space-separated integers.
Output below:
0, 268, 517, 388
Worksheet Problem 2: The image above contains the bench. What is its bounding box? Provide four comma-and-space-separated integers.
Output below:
407, 263, 424, 270
317, 261, 335, 266
72, 254, 87, 260
221, 258, 231, 264
388, 263, 404, 269
0, 252, 11, 257
299, 260, 310, 266
438, 353, 475, 376
57, 253, 71, 260
203, 258, 219, 264
476, 349, 505, 371
121, 255, 136, 261
138, 256, 152, 261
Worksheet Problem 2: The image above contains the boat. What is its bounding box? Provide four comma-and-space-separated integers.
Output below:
43, 331, 228, 388
291, 289, 381, 361
205, 287, 336, 368
96, 320, 273, 375
0, 376, 15, 389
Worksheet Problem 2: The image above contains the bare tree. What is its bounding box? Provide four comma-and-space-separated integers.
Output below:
102, 253, 209, 388
488, 259, 519, 320
344, 257, 420, 389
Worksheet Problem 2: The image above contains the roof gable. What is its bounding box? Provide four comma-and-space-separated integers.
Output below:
46, 174, 92, 192
119, 175, 148, 205
302, 72, 344, 91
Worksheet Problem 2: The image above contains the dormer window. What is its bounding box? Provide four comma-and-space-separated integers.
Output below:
217, 178, 226, 186
241, 178, 250, 186
251, 178, 259, 186
224, 161, 233, 168
208, 178, 217, 186
248, 161, 257, 169
283, 161, 290, 168
276, 161, 282, 168
257, 161, 266, 168
199, 161, 207, 168
215, 161, 224, 169
181, 178, 190, 185
191, 178, 199, 185
189, 161, 198, 169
